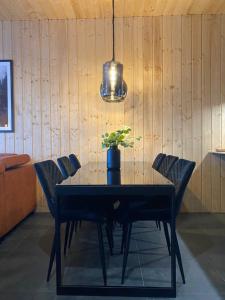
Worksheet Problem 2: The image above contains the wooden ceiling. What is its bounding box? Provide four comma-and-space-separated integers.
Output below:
1, 0, 225, 20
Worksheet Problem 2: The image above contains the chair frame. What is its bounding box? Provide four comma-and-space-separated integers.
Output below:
120, 158, 195, 285
35, 160, 108, 285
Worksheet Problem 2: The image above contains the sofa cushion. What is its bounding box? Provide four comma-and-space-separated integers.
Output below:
0, 154, 30, 170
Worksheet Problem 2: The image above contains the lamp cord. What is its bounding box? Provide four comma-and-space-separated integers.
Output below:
112, 0, 115, 61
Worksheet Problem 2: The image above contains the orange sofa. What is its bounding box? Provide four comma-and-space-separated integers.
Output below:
0, 153, 36, 238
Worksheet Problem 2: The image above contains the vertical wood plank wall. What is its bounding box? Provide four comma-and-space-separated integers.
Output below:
0, 15, 225, 212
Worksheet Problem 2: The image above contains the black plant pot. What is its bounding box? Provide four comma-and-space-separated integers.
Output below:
107, 146, 120, 170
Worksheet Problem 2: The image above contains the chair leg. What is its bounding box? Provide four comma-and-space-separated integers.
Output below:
105, 224, 113, 256
109, 221, 114, 249
68, 221, 75, 249
155, 220, 159, 229
121, 223, 133, 284
174, 232, 185, 284
47, 234, 56, 282
64, 222, 70, 256
97, 223, 107, 286
158, 221, 161, 230
163, 222, 171, 256
120, 224, 128, 254
75, 220, 78, 232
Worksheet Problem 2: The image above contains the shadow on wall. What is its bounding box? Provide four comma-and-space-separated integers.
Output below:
182, 160, 203, 213
182, 152, 225, 213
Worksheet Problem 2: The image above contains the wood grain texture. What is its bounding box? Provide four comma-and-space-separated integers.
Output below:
202, 15, 212, 211
191, 15, 202, 211
181, 15, 192, 212
152, 16, 163, 184
162, 16, 173, 154
211, 15, 221, 212
221, 16, 225, 212
143, 17, 153, 184
12, 21, 23, 154
1, 16, 225, 212
2, 0, 225, 20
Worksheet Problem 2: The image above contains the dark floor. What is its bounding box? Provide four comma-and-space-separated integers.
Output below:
0, 213, 225, 300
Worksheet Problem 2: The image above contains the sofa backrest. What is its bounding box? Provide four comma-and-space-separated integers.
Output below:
0, 154, 30, 173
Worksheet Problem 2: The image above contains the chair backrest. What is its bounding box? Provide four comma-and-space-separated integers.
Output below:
69, 154, 81, 170
158, 155, 178, 177
167, 159, 196, 216
34, 160, 64, 217
152, 153, 166, 170
57, 156, 77, 179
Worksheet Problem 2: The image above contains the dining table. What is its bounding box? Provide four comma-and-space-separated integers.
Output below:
54, 161, 176, 298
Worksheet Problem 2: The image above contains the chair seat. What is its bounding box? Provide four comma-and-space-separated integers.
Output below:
114, 197, 171, 223
60, 209, 106, 223
59, 196, 113, 223
127, 209, 170, 222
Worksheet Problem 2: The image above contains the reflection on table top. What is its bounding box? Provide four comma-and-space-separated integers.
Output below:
59, 162, 172, 186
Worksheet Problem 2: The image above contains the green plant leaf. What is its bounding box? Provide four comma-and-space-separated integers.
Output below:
101, 126, 141, 149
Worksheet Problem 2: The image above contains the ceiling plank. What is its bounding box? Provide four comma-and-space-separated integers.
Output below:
0, 0, 225, 20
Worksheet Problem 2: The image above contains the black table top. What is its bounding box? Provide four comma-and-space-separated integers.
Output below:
60, 162, 172, 186
56, 162, 174, 198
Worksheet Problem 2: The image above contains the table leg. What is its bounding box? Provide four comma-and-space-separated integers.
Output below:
55, 219, 62, 294
170, 219, 176, 296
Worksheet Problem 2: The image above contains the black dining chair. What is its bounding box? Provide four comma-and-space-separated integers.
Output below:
34, 160, 64, 282
57, 156, 80, 254
152, 153, 167, 230
69, 153, 81, 170
118, 158, 195, 285
35, 160, 108, 285
152, 153, 166, 171
158, 155, 178, 178
160, 159, 196, 284
57, 156, 78, 179
58, 155, 114, 256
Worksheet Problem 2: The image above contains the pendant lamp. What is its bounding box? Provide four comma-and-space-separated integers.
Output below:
100, 0, 127, 102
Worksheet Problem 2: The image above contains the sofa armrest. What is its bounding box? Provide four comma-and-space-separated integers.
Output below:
0, 163, 36, 237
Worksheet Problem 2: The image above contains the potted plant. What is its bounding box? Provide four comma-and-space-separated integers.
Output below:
102, 126, 141, 170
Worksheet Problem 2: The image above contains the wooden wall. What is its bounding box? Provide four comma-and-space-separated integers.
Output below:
0, 15, 225, 212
